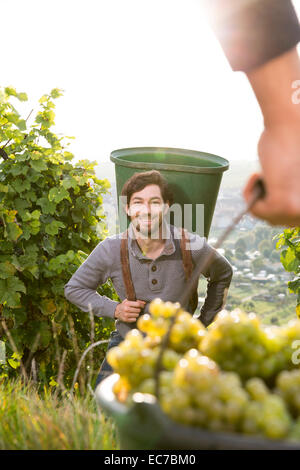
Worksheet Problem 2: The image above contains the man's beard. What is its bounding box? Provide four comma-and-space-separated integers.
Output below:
133, 214, 163, 239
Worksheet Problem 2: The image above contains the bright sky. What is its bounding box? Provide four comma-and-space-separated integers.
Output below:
2, 0, 300, 176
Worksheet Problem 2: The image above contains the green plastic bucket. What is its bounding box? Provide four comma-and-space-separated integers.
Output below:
110, 147, 229, 238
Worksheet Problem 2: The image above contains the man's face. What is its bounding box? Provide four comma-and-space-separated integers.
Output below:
126, 184, 169, 238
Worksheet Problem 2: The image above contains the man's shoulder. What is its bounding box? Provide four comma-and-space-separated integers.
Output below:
99, 232, 124, 245
93, 233, 124, 253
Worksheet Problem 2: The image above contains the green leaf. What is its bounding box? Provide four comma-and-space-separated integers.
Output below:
31, 150, 42, 160
29, 159, 48, 172
27, 265, 39, 279
39, 94, 48, 104
16, 119, 26, 131
63, 151, 74, 161
31, 209, 41, 220
36, 196, 57, 215
4, 87, 17, 97
45, 220, 65, 236
49, 377, 59, 387
7, 222, 23, 242
0, 277, 26, 307
14, 198, 31, 212
16, 92, 28, 102
280, 248, 299, 272
0, 183, 8, 193
288, 278, 300, 294
40, 298, 56, 316
8, 358, 20, 369
9, 164, 29, 177
0, 261, 16, 279
42, 236, 56, 254
50, 88, 63, 99
48, 186, 70, 203
61, 176, 78, 190
11, 178, 31, 193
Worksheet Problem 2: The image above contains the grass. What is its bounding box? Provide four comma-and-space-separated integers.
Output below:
0, 378, 119, 450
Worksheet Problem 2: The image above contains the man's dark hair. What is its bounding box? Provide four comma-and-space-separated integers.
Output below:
121, 170, 174, 206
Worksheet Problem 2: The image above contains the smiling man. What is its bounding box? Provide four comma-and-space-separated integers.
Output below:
64, 170, 233, 387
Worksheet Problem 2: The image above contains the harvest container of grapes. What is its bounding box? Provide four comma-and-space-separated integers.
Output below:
110, 147, 229, 238
95, 374, 300, 450
95, 301, 300, 450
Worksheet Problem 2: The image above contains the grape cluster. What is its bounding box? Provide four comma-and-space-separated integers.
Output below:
161, 348, 249, 433
276, 369, 300, 417
105, 299, 300, 443
138, 298, 206, 352
200, 309, 295, 381
242, 378, 291, 439
107, 299, 205, 401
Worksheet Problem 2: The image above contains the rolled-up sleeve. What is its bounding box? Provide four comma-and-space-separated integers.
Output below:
205, 0, 300, 72
64, 238, 119, 319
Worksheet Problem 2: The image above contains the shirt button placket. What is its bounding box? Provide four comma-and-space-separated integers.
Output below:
150, 263, 159, 289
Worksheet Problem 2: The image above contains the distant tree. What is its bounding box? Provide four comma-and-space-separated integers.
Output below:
235, 248, 247, 260
243, 300, 255, 312
241, 233, 255, 250
251, 257, 264, 274
270, 249, 281, 263
258, 240, 272, 257
254, 225, 269, 244
235, 237, 247, 252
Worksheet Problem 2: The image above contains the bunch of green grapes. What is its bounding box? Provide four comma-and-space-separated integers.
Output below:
107, 328, 181, 400
241, 378, 292, 440
287, 417, 300, 442
276, 369, 300, 417
200, 309, 294, 381
160, 348, 249, 434
107, 299, 205, 401
138, 298, 206, 353
107, 300, 299, 442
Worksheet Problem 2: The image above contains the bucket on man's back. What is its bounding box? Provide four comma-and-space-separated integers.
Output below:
110, 147, 229, 239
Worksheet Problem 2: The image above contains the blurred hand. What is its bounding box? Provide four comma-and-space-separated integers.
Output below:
243, 122, 300, 227
114, 299, 146, 322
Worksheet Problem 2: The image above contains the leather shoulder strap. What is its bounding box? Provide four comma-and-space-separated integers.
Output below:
120, 230, 136, 301
180, 227, 193, 280
180, 227, 199, 313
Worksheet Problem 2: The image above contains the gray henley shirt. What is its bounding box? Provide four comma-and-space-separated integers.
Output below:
64, 222, 233, 337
